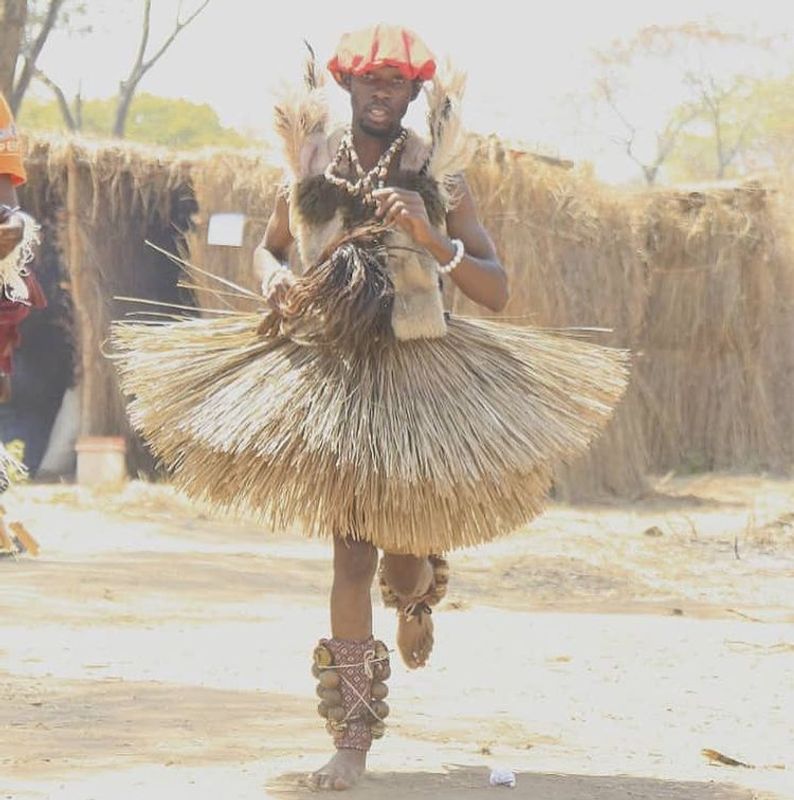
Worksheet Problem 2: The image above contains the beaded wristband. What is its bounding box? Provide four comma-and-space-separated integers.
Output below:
437, 238, 464, 275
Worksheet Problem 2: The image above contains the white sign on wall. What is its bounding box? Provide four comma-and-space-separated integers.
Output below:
207, 213, 246, 247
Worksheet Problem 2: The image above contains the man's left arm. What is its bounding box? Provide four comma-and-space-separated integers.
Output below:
373, 178, 509, 312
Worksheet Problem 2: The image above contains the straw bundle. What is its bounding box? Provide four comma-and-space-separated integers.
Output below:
636, 182, 794, 471
112, 230, 628, 554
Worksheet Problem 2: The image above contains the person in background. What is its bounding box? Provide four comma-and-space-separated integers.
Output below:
0, 91, 45, 510
0, 92, 45, 405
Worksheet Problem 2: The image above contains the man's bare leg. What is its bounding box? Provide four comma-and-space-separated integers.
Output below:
309, 536, 378, 791
380, 553, 434, 669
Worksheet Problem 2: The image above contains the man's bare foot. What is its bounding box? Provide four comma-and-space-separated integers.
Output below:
307, 749, 367, 791
396, 607, 434, 669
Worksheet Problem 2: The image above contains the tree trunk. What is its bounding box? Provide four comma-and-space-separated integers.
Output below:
112, 82, 137, 139
0, 0, 26, 105
643, 165, 659, 185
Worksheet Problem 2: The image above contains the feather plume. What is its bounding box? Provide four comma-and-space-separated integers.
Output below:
424, 63, 475, 205
273, 45, 329, 180
303, 39, 320, 90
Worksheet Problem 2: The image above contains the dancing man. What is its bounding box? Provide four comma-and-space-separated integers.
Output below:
115, 24, 627, 794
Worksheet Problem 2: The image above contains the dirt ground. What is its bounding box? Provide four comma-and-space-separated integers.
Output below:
1, 473, 793, 799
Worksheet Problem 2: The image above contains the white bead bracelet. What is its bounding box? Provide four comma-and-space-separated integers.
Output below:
437, 238, 465, 275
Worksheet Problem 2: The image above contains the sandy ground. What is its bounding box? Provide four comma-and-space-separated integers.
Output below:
1, 474, 793, 799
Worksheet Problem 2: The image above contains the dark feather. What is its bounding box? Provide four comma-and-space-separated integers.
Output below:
303, 39, 318, 90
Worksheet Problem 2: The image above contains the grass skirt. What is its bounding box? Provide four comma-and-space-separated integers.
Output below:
112, 236, 629, 554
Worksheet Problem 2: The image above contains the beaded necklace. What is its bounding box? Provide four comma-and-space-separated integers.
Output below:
324, 127, 408, 205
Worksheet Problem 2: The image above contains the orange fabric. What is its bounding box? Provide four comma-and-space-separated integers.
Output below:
328, 24, 436, 85
0, 93, 25, 186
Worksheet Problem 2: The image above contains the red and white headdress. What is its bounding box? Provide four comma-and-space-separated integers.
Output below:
327, 24, 437, 87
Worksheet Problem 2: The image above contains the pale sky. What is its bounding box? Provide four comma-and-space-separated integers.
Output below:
33, 0, 794, 183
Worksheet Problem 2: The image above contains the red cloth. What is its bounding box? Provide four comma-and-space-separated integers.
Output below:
0, 273, 46, 374
328, 25, 436, 85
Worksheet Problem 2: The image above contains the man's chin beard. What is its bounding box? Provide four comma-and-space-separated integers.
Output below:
357, 119, 395, 139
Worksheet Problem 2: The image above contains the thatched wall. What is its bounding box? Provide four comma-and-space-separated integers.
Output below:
635, 183, 794, 472
461, 139, 649, 499
16, 134, 794, 495
184, 151, 281, 309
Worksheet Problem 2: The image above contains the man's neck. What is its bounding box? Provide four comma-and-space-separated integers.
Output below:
351, 125, 398, 171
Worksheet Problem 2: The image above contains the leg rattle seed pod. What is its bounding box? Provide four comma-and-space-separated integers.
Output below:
368, 640, 391, 738
371, 681, 389, 701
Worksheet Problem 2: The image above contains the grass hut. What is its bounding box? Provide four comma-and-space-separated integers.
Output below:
13, 136, 194, 474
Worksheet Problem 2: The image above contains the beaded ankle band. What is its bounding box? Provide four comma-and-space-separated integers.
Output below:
313, 636, 391, 751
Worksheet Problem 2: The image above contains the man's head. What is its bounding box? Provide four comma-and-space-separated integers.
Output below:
328, 25, 436, 138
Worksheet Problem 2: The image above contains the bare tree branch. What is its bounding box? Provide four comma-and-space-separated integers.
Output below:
599, 78, 666, 183
34, 65, 78, 130
139, 0, 210, 76
124, 0, 153, 92
12, 0, 66, 111
0, 0, 27, 104
113, 0, 211, 137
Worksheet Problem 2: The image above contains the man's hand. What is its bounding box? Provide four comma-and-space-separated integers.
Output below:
0, 210, 23, 261
263, 268, 295, 310
372, 187, 434, 247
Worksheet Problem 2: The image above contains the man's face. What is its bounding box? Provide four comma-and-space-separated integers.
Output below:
349, 66, 417, 138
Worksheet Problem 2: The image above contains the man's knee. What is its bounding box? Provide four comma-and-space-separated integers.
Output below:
334, 537, 378, 585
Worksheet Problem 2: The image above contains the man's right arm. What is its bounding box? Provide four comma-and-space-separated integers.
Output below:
254, 192, 295, 306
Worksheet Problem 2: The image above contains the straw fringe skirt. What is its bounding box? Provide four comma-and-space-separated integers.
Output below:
112, 310, 628, 554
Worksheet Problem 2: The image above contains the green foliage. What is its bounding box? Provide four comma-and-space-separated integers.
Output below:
17, 96, 64, 131
667, 73, 794, 182
19, 92, 259, 150
592, 22, 787, 184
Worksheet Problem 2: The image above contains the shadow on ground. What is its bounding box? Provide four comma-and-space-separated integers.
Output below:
268, 764, 760, 799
